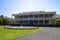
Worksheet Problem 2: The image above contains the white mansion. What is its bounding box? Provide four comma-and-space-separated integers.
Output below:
12, 11, 56, 26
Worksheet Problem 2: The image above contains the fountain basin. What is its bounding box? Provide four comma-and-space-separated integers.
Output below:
4, 26, 39, 29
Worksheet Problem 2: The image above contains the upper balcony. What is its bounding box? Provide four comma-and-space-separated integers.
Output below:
14, 14, 56, 20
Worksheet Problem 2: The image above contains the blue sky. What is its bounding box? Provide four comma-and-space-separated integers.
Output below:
0, 0, 60, 17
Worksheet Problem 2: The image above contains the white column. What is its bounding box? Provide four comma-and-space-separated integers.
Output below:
43, 20, 45, 24
28, 20, 29, 24
38, 20, 39, 24
33, 14, 34, 18
22, 20, 23, 24
37, 14, 38, 24
49, 14, 51, 24
33, 14, 34, 25
43, 14, 45, 24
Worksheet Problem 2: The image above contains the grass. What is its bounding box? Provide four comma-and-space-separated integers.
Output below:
0, 26, 42, 40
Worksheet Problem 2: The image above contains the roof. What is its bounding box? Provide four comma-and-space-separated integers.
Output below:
12, 11, 56, 16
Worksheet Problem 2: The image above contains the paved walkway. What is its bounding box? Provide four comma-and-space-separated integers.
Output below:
16, 27, 60, 40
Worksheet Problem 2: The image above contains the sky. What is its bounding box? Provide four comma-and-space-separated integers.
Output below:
0, 0, 60, 17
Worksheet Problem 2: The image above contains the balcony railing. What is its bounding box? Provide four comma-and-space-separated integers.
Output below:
14, 17, 55, 20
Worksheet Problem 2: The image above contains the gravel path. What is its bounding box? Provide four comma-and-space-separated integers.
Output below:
16, 27, 60, 40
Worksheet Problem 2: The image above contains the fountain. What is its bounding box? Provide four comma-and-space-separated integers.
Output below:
21, 25, 22, 28
4, 25, 39, 29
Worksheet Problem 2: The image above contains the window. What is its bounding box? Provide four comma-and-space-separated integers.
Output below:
39, 20, 43, 24
39, 14, 43, 17
23, 20, 28, 24
20, 16, 23, 18
34, 15, 38, 18
45, 20, 49, 24
34, 20, 38, 24
45, 14, 49, 18
29, 15, 33, 18
24, 15, 28, 18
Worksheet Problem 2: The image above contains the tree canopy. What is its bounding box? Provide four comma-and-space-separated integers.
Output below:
0, 15, 12, 25
56, 16, 60, 27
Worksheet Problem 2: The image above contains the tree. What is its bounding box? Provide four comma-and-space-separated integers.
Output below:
0, 17, 12, 25
0, 15, 12, 25
2, 18, 8, 25
56, 16, 60, 27
0, 15, 3, 18
0, 18, 3, 25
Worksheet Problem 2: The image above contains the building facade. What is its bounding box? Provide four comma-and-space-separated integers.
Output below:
12, 11, 56, 26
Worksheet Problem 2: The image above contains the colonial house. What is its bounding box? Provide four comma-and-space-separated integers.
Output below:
12, 11, 56, 26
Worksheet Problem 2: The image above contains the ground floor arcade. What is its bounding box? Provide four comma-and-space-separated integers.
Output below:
13, 20, 56, 25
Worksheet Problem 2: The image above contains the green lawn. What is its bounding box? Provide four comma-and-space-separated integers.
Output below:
0, 26, 42, 40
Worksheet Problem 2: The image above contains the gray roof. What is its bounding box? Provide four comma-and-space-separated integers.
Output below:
12, 11, 56, 16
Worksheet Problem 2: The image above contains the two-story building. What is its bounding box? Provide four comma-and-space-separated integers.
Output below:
12, 11, 56, 26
